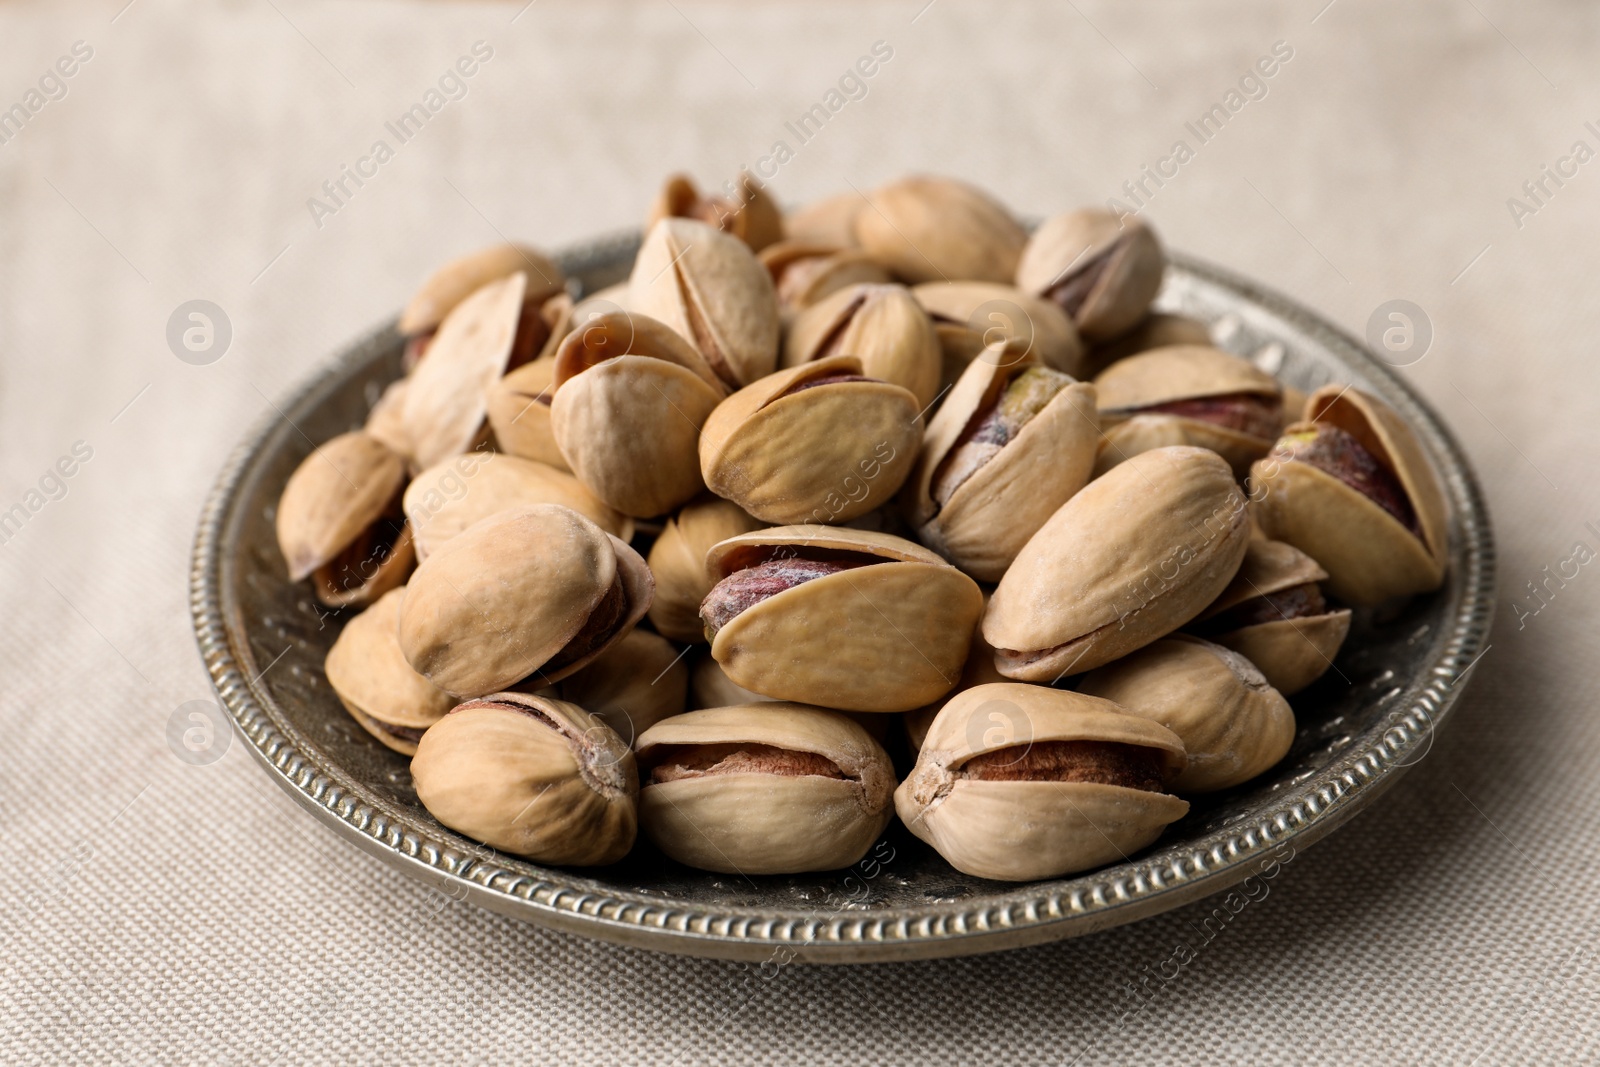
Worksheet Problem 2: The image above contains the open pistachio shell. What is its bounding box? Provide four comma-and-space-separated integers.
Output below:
903, 596, 1008, 753
1187, 538, 1350, 695
402, 272, 529, 470
411, 692, 637, 865
905, 344, 1100, 581
550, 311, 728, 518
398, 243, 564, 337
629, 218, 780, 390
698, 355, 923, 525
486, 357, 569, 471
895, 683, 1189, 881
703, 525, 982, 712
911, 280, 1087, 381
785, 191, 869, 248
1086, 312, 1211, 374
1081, 637, 1294, 793
648, 172, 784, 253
364, 379, 414, 464
403, 451, 632, 561
1016, 211, 1164, 342
1093, 345, 1284, 477
760, 241, 893, 315
398, 504, 653, 697
635, 704, 896, 874
1250, 385, 1448, 605
324, 588, 454, 756
782, 283, 942, 408
855, 176, 1027, 284
556, 629, 689, 747
646, 495, 766, 643
690, 653, 777, 708
985, 446, 1251, 680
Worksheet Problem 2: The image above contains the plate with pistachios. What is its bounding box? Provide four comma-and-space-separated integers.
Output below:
191, 174, 1494, 962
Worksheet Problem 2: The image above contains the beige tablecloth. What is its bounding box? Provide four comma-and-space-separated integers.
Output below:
3, 0, 1597, 1062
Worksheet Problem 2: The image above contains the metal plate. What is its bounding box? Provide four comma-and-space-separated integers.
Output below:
190, 232, 1495, 963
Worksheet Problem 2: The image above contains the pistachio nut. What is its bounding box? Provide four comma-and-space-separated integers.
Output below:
635, 704, 895, 874
689, 652, 777, 708
1092, 345, 1284, 478
400, 248, 565, 373
398, 504, 654, 697
1016, 210, 1164, 342
411, 691, 637, 865
276, 430, 415, 608
698, 355, 923, 525
1186, 538, 1351, 695
782, 283, 942, 408
364, 378, 414, 464
646, 494, 766, 642
571, 282, 631, 323
701, 525, 983, 712
785, 191, 869, 248
648, 172, 784, 253
1249, 385, 1448, 605
855, 175, 1028, 284
985, 445, 1251, 679
905, 345, 1100, 581
1078, 636, 1295, 793
629, 217, 780, 390
324, 588, 454, 755
549, 310, 729, 517
403, 451, 632, 561
911, 280, 1087, 384
760, 240, 892, 315
1087, 312, 1211, 374
555, 629, 689, 745
485, 356, 569, 471
894, 683, 1188, 881
903, 599, 1008, 753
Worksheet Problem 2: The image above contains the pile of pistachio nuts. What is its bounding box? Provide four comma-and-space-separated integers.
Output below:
275, 173, 1449, 882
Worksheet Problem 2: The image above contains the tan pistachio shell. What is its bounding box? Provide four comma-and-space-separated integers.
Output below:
364, 379, 414, 463
1093, 345, 1284, 477
276, 431, 407, 583
911, 281, 1087, 380
905, 345, 1101, 581
690, 653, 777, 708
549, 311, 728, 517
629, 218, 780, 390
556, 629, 689, 747
571, 282, 631, 323
782, 283, 943, 409
486, 357, 569, 471
402, 272, 529, 470
410, 692, 637, 865
636, 704, 895, 874
903, 598, 1007, 753
1087, 312, 1212, 374
894, 683, 1189, 881
856, 176, 1027, 284
646, 495, 766, 642
785, 191, 869, 248
398, 504, 653, 697
649, 172, 784, 253
704, 526, 983, 712
324, 588, 454, 756
698, 355, 923, 525
1016, 211, 1164, 342
1079, 636, 1295, 794
985, 445, 1251, 680
399, 243, 564, 337
760, 241, 892, 313
403, 451, 632, 561
1250, 385, 1448, 605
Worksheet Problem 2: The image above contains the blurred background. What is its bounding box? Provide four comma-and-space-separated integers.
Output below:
2, 1, 1596, 1063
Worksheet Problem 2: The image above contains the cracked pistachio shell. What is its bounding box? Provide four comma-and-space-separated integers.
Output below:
571, 282, 631, 323
1078, 636, 1295, 794
704, 526, 983, 712
1250, 385, 1448, 605
911, 280, 1088, 382
486, 357, 569, 471
894, 683, 1188, 881
1087, 312, 1212, 374
698, 355, 923, 525
648, 172, 784, 253
364, 379, 414, 464
1189, 538, 1351, 695
635, 704, 895, 874
324, 588, 454, 756
550, 311, 728, 517
557, 629, 689, 747
1016, 211, 1164, 342
398, 504, 653, 697
985, 446, 1251, 680
647, 495, 766, 642
411, 692, 637, 865
855, 176, 1028, 284
785, 191, 869, 248
399, 243, 564, 337
782, 283, 943, 408
903, 597, 1006, 753
629, 218, 780, 390
905, 345, 1100, 581
1093, 345, 1284, 478
403, 451, 632, 561
690, 653, 777, 708
402, 272, 528, 470
760, 241, 892, 314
